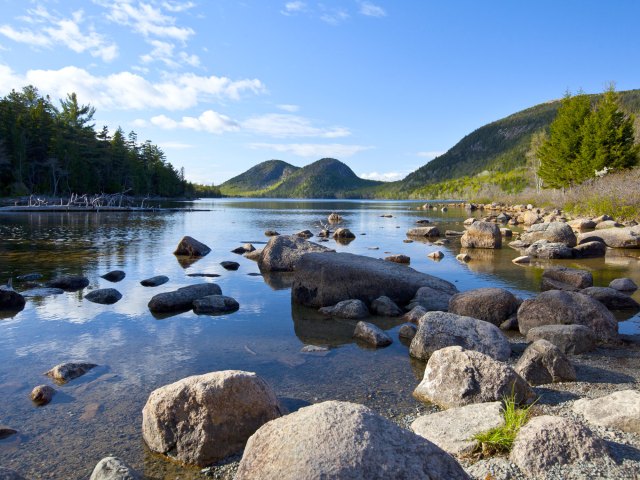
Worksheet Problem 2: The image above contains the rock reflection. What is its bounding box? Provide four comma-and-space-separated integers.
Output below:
261, 271, 295, 290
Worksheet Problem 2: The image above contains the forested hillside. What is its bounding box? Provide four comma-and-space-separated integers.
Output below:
219, 160, 299, 196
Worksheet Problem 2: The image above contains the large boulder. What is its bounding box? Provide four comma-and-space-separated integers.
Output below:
517, 290, 618, 342
411, 402, 504, 456
572, 240, 607, 258
460, 221, 502, 249
448, 288, 519, 327
519, 222, 577, 247
45, 362, 97, 384
319, 299, 369, 319
291, 252, 457, 309
573, 390, 640, 434
353, 321, 392, 347
235, 401, 470, 480
406, 286, 452, 312
142, 370, 282, 467
148, 283, 222, 313
526, 324, 596, 354
85, 288, 122, 305
577, 226, 640, 248
45, 275, 89, 291
580, 286, 640, 310
406, 226, 440, 238
413, 346, 534, 409
410, 312, 511, 362
89, 457, 141, 480
510, 415, 609, 478
515, 339, 576, 385
525, 240, 573, 259
541, 266, 593, 291
258, 235, 331, 272
173, 236, 211, 257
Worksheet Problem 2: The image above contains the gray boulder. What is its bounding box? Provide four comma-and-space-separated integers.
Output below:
353, 321, 392, 347
402, 305, 428, 324
398, 323, 417, 340
148, 283, 222, 313
413, 346, 534, 409
370, 296, 403, 316
577, 226, 640, 248
406, 226, 440, 238
411, 402, 504, 456
30, 385, 56, 406
525, 240, 573, 259
173, 236, 211, 257
518, 290, 617, 342
406, 286, 453, 312
85, 288, 122, 305
142, 370, 282, 467
192, 295, 239, 314
573, 390, 640, 434
319, 299, 369, 319
580, 286, 640, 310
572, 240, 607, 258
510, 415, 609, 478
541, 266, 593, 291
291, 252, 457, 309
460, 221, 502, 249
448, 287, 519, 327
45, 362, 97, 384
89, 457, 141, 480
609, 277, 638, 293
140, 275, 169, 287
258, 235, 332, 272
519, 222, 577, 247
515, 339, 576, 385
526, 324, 596, 354
235, 401, 471, 480
410, 312, 511, 362
45, 275, 89, 291
101, 270, 126, 282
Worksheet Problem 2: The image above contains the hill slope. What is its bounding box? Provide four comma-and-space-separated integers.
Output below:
219, 160, 299, 196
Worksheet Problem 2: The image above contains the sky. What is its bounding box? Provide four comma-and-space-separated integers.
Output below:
0, 1, 639, 185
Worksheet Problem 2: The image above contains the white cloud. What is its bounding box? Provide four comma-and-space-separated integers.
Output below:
360, 171, 404, 181
417, 150, 445, 160
249, 143, 372, 158
281, 2, 307, 15
0, 64, 265, 111
161, 1, 196, 13
320, 9, 349, 25
140, 39, 200, 68
0, 6, 118, 62
277, 104, 299, 112
359, 2, 387, 17
242, 113, 350, 138
151, 110, 239, 134
131, 118, 148, 127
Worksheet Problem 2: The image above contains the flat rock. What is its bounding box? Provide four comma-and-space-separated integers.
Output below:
448, 287, 519, 327
525, 240, 573, 259
410, 311, 512, 362
353, 321, 392, 347
510, 415, 609, 478
319, 299, 369, 319
515, 339, 576, 385
258, 235, 332, 272
30, 385, 56, 406
173, 236, 211, 257
140, 275, 169, 287
519, 222, 577, 247
609, 277, 638, 293
101, 270, 125, 282
235, 400, 470, 480
541, 266, 593, 291
461, 221, 502, 249
45, 362, 97, 384
526, 324, 596, 354
20, 287, 64, 297
573, 390, 640, 434
580, 286, 640, 310
406, 226, 440, 238
370, 296, 403, 316
142, 370, 282, 467
413, 346, 534, 409
192, 295, 239, 314
148, 283, 222, 313
89, 456, 141, 480
45, 275, 89, 291
411, 402, 504, 456
85, 288, 122, 305
220, 261, 240, 271
292, 252, 457, 309
577, 225, 640, 248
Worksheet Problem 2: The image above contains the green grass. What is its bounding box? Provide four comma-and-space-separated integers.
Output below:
472, 391, 536, 456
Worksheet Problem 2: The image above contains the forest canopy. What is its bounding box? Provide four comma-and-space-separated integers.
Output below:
0, 86, 220, 198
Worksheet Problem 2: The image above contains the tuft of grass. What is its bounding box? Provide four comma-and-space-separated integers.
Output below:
472, 392, 536, 457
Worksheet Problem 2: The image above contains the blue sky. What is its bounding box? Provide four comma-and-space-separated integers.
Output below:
0, 1, 639, 184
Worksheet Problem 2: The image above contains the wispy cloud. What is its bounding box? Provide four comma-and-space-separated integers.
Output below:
277, 104, 300, 112
417, 150, 445, 160
161, 1, 196, 13
281, 1, 307, 16
0, 64, 265, 111
360, 171, 404, 181
359, 2, 386, 18
151, 111, 239, 134
249, 143, 372, 158
140, 39, 201, 68
320, 8, 349, 26
242, 113, 349, 138
0, 6, 118, 62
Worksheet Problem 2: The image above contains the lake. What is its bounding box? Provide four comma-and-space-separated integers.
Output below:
1, 198, 639, 479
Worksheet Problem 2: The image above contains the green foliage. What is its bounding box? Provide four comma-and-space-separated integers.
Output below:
0, 85, 209, 198
472, 391, 535, 456
220, 159, 299, 196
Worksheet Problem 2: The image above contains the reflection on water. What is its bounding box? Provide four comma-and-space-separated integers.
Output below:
1, 199, 639, 479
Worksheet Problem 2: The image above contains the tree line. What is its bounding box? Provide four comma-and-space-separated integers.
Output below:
536, 85, 638, 190
0, 86, 221, 198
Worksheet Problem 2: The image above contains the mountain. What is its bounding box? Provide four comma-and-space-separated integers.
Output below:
221, 158, 383, 198
219, 160, 299, 196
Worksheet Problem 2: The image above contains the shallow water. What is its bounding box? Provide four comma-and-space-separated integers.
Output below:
0, 199, 639, 479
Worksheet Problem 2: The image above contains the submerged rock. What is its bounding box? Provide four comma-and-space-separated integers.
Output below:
30, 385, 56, 406
89, 456, 141, 480
148, 283, 222, 313
140, 275, 169, 287
353, 321, 392, 347
85, 288, 122, 305
45, 362, 97, 384
101, 270, 126, 282
45, 275, 90, 291
20, 287, 64, 297
142, 370, 282, 467
16, 273, 42, 282
192, 295, 239, 314
173, 236, 211, 257
319, 299, 369, 319
235, 401, 470, 480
